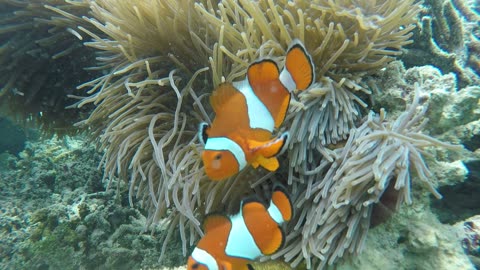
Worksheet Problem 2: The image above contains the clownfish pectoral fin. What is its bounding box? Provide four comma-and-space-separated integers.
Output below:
247, 264, 255, 270
255, 155, 280, 172
280, 39, 315, 92
249, 132, 289, 159
198, 122, 210, 145
270, 184, 293, 223
249, 132, 288, 172
218, 261, 233, 270
210, 83, 238, 113
202, 214, 230, 233
247, 59, 280, 86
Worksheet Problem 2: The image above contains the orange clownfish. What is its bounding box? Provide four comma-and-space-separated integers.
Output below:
199, 39, 315, 181
187, 185, 293, 270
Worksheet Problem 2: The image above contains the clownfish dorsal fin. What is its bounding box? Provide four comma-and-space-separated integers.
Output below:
281, 39, 315, 91
202, 214, 230, 234
247, 59, 280, 86
209, 83, 238, 113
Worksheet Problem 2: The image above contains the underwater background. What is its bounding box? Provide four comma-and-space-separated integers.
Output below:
0, 0, 479, 269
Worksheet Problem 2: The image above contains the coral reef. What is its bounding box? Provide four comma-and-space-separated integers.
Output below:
0, 136, 183, 269
0, 0, 97, 134
335, 211, 475, 270
1, 0, 476, 269
274, 81, 463, 268
400, 0, 480, 88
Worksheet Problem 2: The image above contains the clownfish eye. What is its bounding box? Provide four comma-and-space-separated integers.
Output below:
191, 263, 199, 269
214, 153, 222, 160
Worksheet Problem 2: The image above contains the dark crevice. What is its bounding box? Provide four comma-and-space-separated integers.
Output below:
431, 160, 480, 224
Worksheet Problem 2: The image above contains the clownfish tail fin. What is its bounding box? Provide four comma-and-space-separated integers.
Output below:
198, 122, 210, 145
279, 39, 315, 92
268, 184, 293, 223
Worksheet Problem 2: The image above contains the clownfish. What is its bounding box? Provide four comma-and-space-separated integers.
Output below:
199, 39, 315, 181
187, 185, 293, 270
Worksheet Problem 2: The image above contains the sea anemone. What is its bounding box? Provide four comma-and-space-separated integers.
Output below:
274, 84, 462, 268
45, 0, 457, 269
0, 0, 96, 134
193, 0, 420, 186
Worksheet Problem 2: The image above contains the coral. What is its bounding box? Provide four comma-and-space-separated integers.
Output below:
0, 136, 180, 269
334, 211, 475, 270
0, 0, 97, 134
400, 0, 480, 88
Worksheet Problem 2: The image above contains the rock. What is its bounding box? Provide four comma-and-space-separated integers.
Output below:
406, 222, 439, 253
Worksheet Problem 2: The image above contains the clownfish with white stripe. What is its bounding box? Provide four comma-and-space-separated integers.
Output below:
199, 39, 315, 181
187, 185, 293, 270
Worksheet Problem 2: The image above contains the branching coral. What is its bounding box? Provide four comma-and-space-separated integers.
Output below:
401, 0, 480, 88
0, 0, 97, 133
273, 84, 462, 269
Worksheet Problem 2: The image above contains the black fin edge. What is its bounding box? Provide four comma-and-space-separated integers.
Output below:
198, 122, 210, 145
241, 195, 268, 210
248, 58, 280, 74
